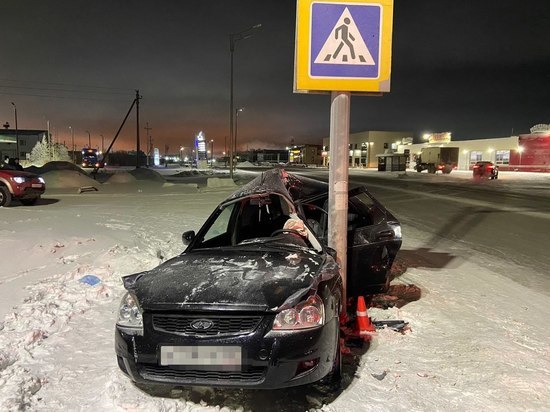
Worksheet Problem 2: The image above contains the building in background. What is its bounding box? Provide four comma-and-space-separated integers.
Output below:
401, 125, 550, 172
322, 130, 413, 168
0, 129, 47, 160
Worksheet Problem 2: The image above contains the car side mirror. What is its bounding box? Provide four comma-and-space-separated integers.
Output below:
182, 230, 195, 246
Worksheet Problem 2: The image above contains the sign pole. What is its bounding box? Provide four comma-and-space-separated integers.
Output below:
328, 91, 350, 306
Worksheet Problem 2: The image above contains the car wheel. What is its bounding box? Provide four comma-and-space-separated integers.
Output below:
321, 323, 342, 386
20, 197, 39, 206
0, 186, 12, 207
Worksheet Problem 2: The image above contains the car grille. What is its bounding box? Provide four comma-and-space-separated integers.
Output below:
152, 314, 264, 337
140, 365, 266, 384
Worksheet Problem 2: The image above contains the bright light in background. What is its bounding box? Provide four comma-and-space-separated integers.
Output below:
488, 147, 494, 153
462, 149, 468, 154
518, 146, 525, 153
422, 133, 431, 141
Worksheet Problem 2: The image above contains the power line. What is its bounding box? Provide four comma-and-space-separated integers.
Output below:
0, 78, 132, 92
0, 84, 132, 96
0, 90, 130, 102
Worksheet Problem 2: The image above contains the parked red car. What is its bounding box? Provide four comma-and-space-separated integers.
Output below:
0, 167, 46, 206
473, 161, 499, 179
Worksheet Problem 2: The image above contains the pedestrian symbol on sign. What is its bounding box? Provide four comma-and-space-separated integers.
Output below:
314, 7, 375, 66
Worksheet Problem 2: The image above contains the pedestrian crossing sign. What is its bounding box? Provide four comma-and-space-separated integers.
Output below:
294, 0, 394, 93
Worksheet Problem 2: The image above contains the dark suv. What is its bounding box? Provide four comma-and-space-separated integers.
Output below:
472, 161, 499, 179
0, 167, 46, 206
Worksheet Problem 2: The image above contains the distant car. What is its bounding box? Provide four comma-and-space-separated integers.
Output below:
0, 166, 46, 207
115, 169, 402, 389
473, 161, 499, 179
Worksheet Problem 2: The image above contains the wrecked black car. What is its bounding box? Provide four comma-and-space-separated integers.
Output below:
115, 169, 402, 389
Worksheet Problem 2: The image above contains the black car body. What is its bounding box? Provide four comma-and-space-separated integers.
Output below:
473, 161, 499, 179
115, 169, 402, 389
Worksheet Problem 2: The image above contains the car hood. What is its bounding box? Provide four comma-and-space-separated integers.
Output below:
123, 248, 331, 312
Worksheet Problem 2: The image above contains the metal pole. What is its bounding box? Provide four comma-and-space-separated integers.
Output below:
135, 90, 141, 168
70, 126, 75, 163
234, 109, 239, 161
229, 39, 235, 179
86, 130, 91, 147
228, 24, 261, 179
328, 91, 351, 306
11, 102, 18, 158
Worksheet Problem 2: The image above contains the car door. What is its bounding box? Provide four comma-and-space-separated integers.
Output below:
300, 186, 401, 295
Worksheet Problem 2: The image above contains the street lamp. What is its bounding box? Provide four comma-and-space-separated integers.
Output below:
100, 134, 105, 153
210, 139, 214, 167
229, 23, 261, 178
234, 107, 244, 163
69, 126, 75, 163
10, 102, 18, 158
85, 130, 91, 148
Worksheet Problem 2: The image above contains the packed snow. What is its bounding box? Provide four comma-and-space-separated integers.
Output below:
0, 167, 549, 411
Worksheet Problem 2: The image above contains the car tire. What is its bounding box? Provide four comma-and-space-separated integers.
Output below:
0, 186, 12, 207
21, 197, 39, 206
321, 323, 342, 386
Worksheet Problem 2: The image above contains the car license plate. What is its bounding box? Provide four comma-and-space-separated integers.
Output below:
160, 345, 241, 368
31, 184, 43, 188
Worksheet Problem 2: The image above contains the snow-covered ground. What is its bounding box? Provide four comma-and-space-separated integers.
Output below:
1, 168, 549, 411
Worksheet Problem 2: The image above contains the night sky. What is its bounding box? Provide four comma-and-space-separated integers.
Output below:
1, 0, 549, 153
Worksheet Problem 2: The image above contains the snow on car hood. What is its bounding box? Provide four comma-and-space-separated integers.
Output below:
123, 248, 329, 311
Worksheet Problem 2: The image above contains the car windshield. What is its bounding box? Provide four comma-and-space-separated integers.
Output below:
192, 193, 322, 253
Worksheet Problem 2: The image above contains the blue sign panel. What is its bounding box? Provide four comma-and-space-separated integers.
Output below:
310, 3, 381, 79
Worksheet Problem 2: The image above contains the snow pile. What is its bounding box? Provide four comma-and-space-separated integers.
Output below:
206, 177, 236, 188
40, 170, 99, 189
236, 161, 255, 167
129, 168, 166, 182
105, 172, 137, 184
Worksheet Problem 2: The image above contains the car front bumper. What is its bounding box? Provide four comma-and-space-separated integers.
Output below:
115, 314, 339, 389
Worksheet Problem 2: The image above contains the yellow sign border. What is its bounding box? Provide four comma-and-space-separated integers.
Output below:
294, 0, 394, 93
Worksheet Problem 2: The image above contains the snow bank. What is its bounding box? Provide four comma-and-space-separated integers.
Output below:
206, 177, 236, 188
41, 170, 99, 189
105, 172, 137, 184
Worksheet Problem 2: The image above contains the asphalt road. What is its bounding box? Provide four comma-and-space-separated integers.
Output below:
281, 168, 550, 295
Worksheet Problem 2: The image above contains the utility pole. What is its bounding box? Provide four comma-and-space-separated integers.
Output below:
144, 122, 152, 167
135, 90, 142, 168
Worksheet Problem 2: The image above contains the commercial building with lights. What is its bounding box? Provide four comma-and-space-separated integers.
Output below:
322, 130, 414, 168
321, 125, 550, 172
402, 125, 550, 172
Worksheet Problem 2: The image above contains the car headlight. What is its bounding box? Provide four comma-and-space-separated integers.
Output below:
273, 295, 324, 330
12, 177, 26, 184
389, 223, 402, 239
38, 177, 45, 184
116, 292, 143, 335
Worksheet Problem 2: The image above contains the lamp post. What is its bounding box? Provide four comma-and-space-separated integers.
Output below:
234, 107, 244, 164
85, 130, 91, 148
69, 126, 75, 163
100, 134, 105, 153
210, 139, 214, 167
10, 102, 18, 158
229, 23, 261, 178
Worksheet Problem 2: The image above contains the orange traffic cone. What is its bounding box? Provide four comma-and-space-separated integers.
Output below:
356, 296, 375, 334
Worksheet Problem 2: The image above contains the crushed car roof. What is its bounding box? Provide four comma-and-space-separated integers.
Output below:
226, 169, 352, 203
